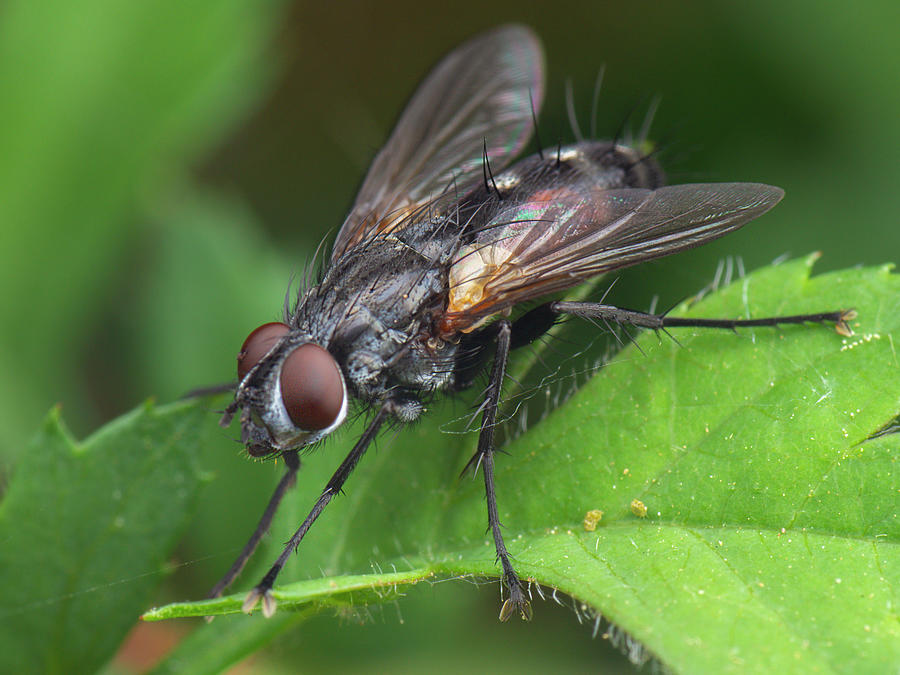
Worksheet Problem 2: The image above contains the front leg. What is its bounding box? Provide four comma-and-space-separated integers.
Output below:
475, 320, 533, 621
207, 450, 301, 601
242, 401, 393, 617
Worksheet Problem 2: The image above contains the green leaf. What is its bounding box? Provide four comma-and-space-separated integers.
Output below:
143, 572, 433, 675
0, 400, 211, 674
0, 0, 279, 457
145, 568, 434, 620
152, 257, 900, 674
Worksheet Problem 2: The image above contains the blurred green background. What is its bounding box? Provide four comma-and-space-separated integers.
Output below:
0, 0, 896, 672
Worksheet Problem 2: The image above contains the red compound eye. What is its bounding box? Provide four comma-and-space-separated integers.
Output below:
279, 343, 344, 431
237, 322, 290, 380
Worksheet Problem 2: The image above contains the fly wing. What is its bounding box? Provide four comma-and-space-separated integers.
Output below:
331, 25, 544, 259
443, 182, 784, 333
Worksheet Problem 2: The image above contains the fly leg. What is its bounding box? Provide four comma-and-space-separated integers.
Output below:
242, 402, 392, 617
474, 320, 533, 621
551, 301, 855, 335
207, 450, 301, 601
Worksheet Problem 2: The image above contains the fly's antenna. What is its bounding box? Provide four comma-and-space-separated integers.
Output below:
565, 78, 585, 143
589, 64, 607, 140
482, 139, 502, 200
530, 90, 544, 160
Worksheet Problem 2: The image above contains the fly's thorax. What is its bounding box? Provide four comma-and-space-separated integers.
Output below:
337, 312, 405, 399
288, 239, 456, 402
337, 310, 458, 400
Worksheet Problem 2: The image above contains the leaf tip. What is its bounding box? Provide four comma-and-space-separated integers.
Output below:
140, 607, 163, 622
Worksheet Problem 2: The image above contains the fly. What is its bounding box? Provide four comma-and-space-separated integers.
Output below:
210, 25, 854, 620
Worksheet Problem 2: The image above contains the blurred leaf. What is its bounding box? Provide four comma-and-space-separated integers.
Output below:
0, 0, 280, 456
144, 574, 434, 675
0, 400, 211, 674
126, 190, 303, 589
132, 190, 293, 402
150, 258, 900, 673
145, 612, 305, 675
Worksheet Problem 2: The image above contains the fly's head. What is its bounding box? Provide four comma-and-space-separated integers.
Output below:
220, 322, 348, 458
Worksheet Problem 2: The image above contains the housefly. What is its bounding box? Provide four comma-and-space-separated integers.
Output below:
212, 25, 853, 620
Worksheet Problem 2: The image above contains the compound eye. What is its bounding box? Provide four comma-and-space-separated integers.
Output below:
237, 322, 290, 380
280, 343, 345, 431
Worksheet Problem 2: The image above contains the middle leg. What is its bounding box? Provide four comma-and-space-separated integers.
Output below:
475, 319, 533, 621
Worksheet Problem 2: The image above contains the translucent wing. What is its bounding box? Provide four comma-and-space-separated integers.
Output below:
331, 25, 544, 259
443, 183, 784, 333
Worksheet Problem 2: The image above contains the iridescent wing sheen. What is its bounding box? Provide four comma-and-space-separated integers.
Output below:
331, 25, 544, 260
443, 182, 784, 333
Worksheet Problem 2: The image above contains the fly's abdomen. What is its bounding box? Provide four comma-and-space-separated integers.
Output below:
503, 141, 665, 197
